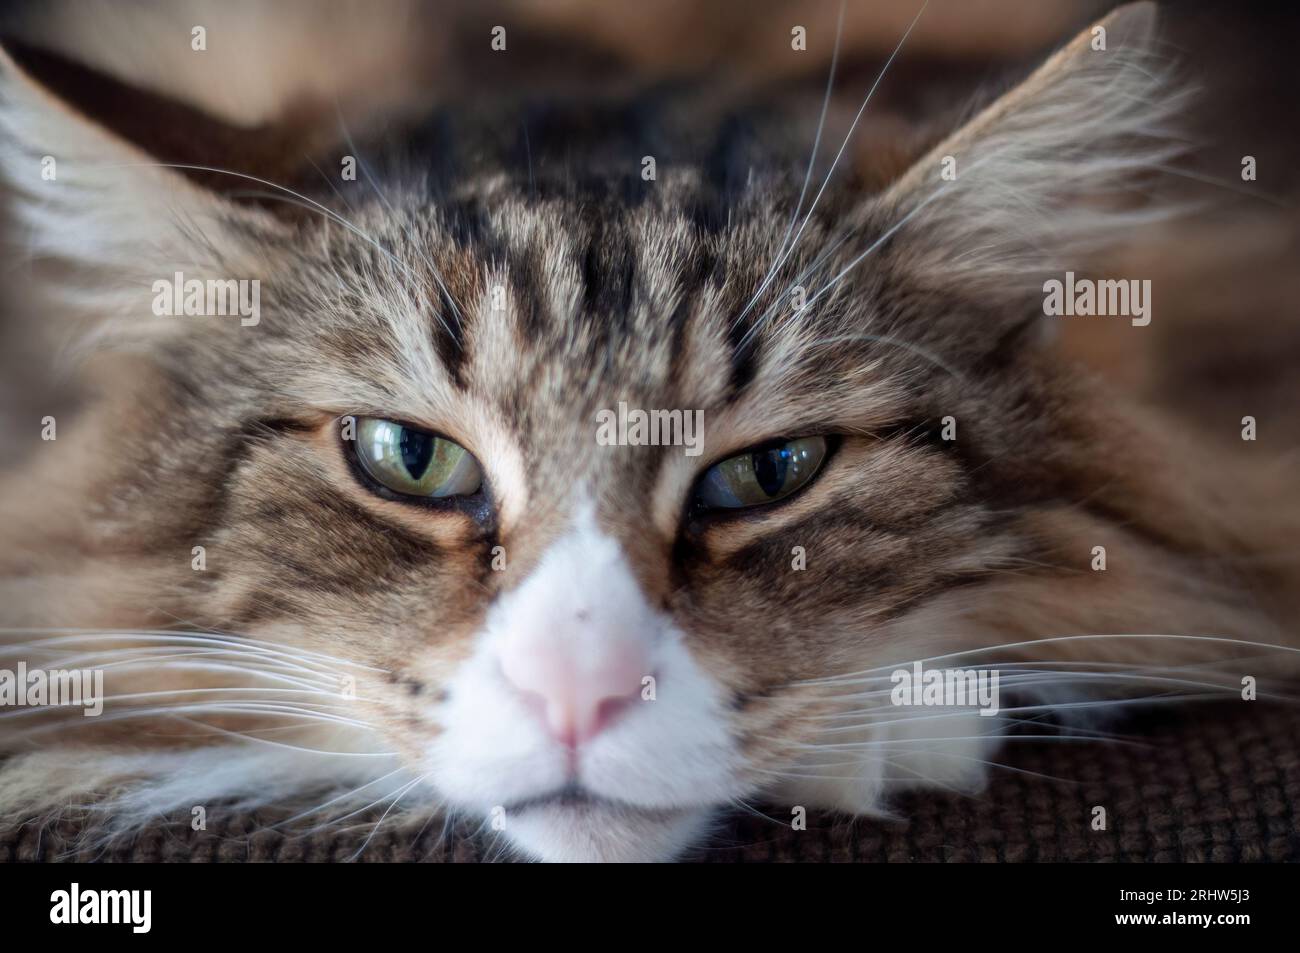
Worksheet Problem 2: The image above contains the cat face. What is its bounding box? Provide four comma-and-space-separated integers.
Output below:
140, 184, 1006, 861
7, 4, 1281, 862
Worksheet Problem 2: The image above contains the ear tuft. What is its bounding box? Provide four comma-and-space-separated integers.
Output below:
0, 41, 283, 337
874, 1, 1189, 304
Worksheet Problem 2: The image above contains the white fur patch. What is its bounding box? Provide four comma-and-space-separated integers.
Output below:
426, 498, 737, 861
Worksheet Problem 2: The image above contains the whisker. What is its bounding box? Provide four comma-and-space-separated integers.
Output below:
734, 0, 845, 327
347, 773, 431, 861
331, 99, 465, 332
0, 628, 387, 672
729, 0, 930, 333
808, 671, 1270, 700
164, 715, 396, 758
791, 633, 1300, 685
11, 650, 346, 691
803, 692, 1238, 733
268, 768, 412, 831
89, 159, 456, 340
2, 701, 379, 732
770, 733, 1148, 752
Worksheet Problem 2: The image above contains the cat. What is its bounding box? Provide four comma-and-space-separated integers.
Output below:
1, 0, 1298, 863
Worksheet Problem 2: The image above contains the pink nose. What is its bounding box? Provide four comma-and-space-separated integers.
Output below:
499, 637, 648, 748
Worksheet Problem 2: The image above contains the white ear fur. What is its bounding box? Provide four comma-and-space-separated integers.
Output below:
0, 44, 280, 333
876, 1, 1188, 300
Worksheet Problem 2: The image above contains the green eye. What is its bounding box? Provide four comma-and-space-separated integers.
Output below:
354, 417, 483, 498
694, 436, 828, 511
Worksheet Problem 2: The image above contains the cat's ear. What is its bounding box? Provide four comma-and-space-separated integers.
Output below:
872, 2, 1184, 325
0, 40, 290, 333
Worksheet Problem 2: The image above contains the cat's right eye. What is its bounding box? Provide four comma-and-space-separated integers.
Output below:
352, 417, 483, 499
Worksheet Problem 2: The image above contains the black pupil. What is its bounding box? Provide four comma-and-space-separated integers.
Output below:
753, 446, 790, 497
399, 428, 434, 479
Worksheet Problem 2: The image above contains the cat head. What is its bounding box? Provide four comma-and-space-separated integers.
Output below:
1, 3, 1228, 861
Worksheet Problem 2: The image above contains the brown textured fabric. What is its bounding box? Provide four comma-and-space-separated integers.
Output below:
4, 703, 1297, 862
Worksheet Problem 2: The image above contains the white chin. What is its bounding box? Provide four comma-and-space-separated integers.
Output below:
502, 801, 714, 863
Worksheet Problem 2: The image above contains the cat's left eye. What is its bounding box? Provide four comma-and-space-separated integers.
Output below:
353, 417, 483, 498
693, 436, 828, 512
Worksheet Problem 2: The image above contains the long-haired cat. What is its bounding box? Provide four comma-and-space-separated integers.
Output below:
1, 0, 1297, 862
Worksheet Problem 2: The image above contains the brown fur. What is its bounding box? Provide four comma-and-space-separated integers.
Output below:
0, 1, 1297, 856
